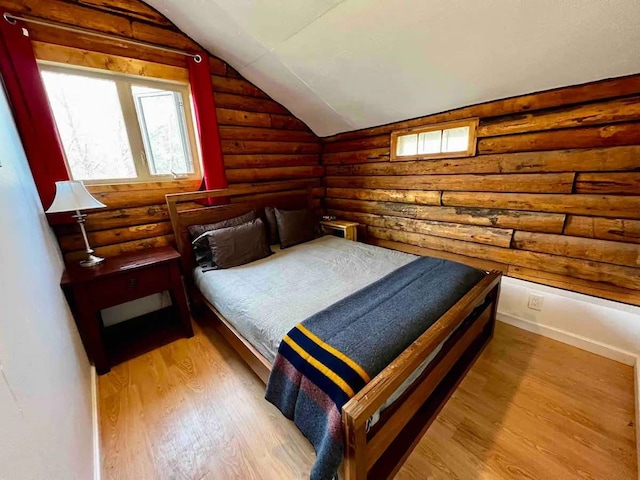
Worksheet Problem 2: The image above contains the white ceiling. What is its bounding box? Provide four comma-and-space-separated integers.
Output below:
146, 0, 640, 137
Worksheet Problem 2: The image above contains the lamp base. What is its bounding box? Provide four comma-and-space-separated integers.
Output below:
80, 253, 105, 268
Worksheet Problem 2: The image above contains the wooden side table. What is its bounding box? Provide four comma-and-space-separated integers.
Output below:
320, 220, 359, 241
61, 246, 193, 374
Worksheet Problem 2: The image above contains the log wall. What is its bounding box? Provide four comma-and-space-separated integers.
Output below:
322, 75, 640, 306
0, 0, 322, 262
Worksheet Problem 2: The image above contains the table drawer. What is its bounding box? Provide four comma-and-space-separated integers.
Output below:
88, 263, 172, 309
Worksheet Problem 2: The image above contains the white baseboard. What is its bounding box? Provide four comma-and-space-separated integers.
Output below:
91, 366, 101, 480
497, 312, 637, 366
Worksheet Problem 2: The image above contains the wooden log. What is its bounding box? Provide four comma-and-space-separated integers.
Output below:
575, 173, 640, 195
325, 173, 575, 193
323, 74, 640, 144
170, 179, 321, 204
64, 234, 174, 262
211, 75, 267, 98
2, 0, 132, 37
326, 188, 441, 206
71, 204, 170, 231
324, 146, 640, 176
507, 266, 640, 307
323, 135, 390, 154
477, 96, 640, 137
28, 24, 188, 68
224, 154, 319, 169
86, 180, 200, 194
327, 210, 514, 247
88, 183, 200, 210
512, 231, 640, 267
214, 93, 290, 115
367, 227, 640, 290
221, 140, 321, 155
208, 57, 227, 76
33, 42, 189, 82
442, 192, 640, 219
324, 198, 565, 233
218, 126, 318, 143
131, 21, 199, 52
564, 216, 640, 245
322, 148, 391, 165
58, 221, 173, 252
216, 109, 272, 128
367, 237, 508, 273
478, 122, 640, 154
225, 165, 324, 183
77, 0, 172, 26
270, 114, 310, 131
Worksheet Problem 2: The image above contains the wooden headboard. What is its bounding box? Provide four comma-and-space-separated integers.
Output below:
166, 180, 315, 274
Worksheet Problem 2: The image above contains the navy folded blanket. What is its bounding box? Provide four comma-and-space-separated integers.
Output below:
265, 256, 485, 480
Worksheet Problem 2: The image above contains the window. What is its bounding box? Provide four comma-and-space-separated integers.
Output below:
40, 64, 200, 184
390, 118, 478, 161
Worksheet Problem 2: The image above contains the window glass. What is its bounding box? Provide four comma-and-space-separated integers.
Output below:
42, 70, 136, 181
396, 133, 418, 157
391, 119, 477, 161
417, 130, 442, 155
441, 126, 470, 153
41, 66, 200, 184
132, 86, 194, 176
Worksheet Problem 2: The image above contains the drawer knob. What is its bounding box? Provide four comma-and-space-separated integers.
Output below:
127, 278, 138, 289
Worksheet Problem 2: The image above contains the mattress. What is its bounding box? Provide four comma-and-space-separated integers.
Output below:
194, 235, 416, 363
194, 235, 474, 426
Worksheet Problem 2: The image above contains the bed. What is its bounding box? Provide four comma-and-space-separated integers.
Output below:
166, 181, 502, 480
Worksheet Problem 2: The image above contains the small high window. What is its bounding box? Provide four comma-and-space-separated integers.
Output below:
40, 64, 201, 184
391, 118, 478, 161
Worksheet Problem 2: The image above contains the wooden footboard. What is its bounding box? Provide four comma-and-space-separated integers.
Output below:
166, 185, 502, 480
342, 270, 501, 480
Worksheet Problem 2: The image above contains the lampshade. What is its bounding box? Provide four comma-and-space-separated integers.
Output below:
45, 180, 106, 213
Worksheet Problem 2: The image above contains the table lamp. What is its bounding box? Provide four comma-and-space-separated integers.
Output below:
46, 180, 107, 267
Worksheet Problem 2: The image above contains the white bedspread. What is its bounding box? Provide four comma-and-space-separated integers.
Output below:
194, 235, 416, 363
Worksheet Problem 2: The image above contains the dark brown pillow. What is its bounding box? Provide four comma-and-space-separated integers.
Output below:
264, 206, 279, 245
189, 210, 257, 267
275, 208, 317, 249
205, 218, 272, 269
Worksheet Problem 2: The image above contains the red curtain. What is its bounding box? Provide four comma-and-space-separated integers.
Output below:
0, 17, 69, 208
188, 52, 227, 193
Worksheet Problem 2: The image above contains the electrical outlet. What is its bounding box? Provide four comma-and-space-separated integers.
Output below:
527, 294, 544, 311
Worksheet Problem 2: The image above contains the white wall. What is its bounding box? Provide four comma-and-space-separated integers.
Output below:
498, 276, 640, 365
0, 87, 95, 479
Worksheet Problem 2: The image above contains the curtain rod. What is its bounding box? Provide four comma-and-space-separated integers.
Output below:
2, 12, 203, 63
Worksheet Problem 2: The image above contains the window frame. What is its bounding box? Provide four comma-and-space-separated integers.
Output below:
390, 118, 479, 162
39, 62, 202, 185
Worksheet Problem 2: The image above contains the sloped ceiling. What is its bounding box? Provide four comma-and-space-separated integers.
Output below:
145, 0, 640, 137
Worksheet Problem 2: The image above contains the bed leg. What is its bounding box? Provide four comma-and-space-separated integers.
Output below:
343, 412, 368, 480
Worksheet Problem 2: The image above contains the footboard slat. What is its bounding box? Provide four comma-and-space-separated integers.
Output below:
342, 271, 501, 480
343, 271, 501, 428
372, 319, 494, 480
366, 303, 494, 470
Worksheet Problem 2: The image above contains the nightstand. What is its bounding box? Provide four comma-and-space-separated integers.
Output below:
320, 220, 359, 241
61, 246, 193, 374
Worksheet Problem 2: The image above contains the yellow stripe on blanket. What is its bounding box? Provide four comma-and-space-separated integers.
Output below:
296, 324, 370, 383
283, 334, 355, 397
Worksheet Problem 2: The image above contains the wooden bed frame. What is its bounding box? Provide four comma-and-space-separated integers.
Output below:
166, 180, 502, 480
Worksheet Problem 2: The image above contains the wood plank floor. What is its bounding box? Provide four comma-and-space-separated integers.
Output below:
99, 320, 636, 480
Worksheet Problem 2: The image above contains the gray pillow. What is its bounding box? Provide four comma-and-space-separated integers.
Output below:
275, 208, 317, 249
189, 210, 257, 267
205, 218, 272, 269
264, 206, 279, 245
